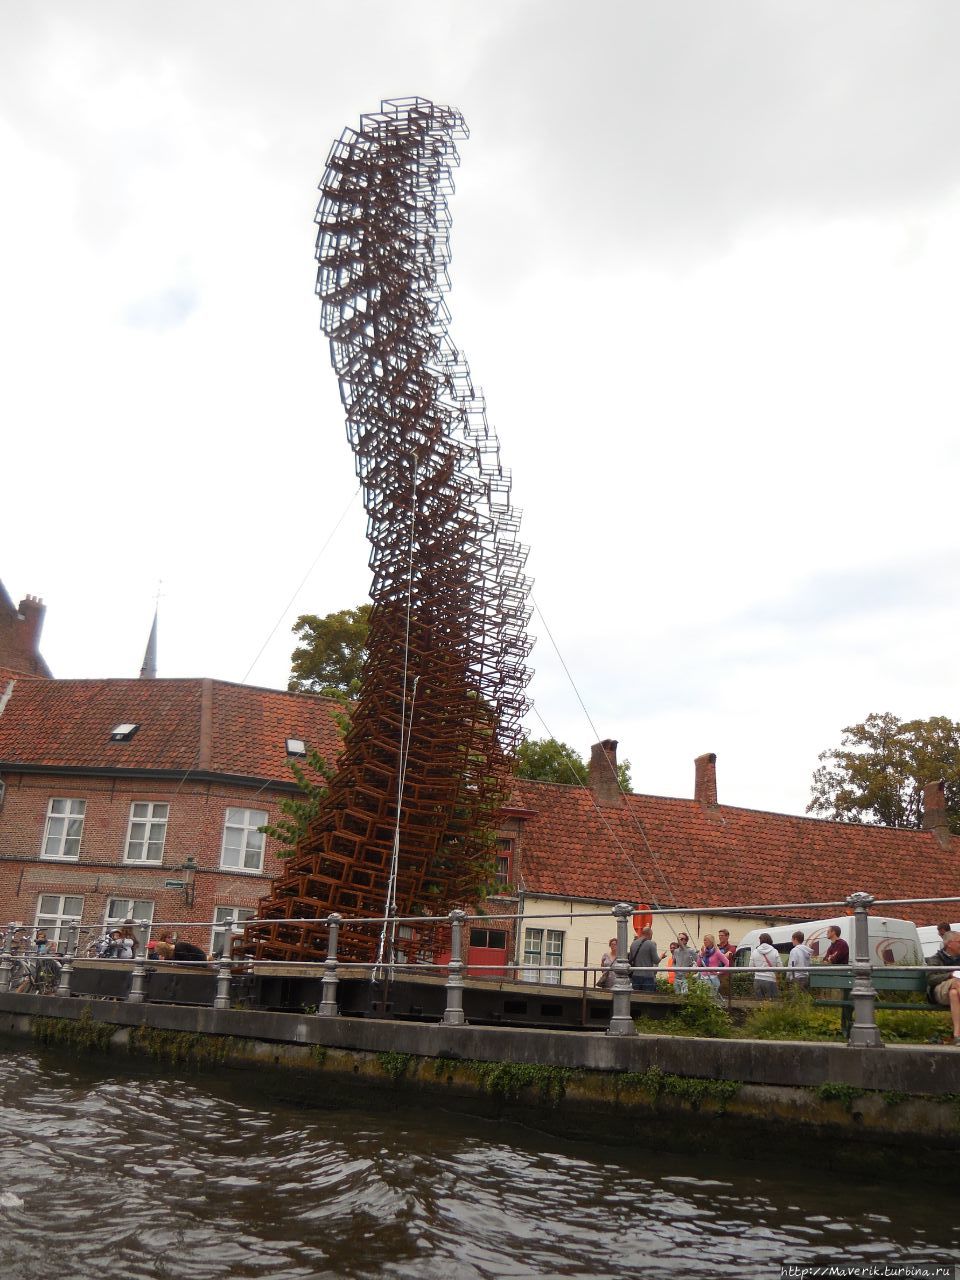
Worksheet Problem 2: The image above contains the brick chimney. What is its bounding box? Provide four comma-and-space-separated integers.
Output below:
0, 588, 51, 677
588, 739, 623, 806
17, 595, 45, 650
922, 779, 951, 849
694, 752, 718, 806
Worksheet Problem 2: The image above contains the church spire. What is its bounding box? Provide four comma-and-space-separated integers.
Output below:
139, 608, 158, 679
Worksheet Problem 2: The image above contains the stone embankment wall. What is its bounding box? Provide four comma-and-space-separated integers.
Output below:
1, 992, 957, 1175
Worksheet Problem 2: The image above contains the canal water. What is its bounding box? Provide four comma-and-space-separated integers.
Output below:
0, 1048, 957, 1280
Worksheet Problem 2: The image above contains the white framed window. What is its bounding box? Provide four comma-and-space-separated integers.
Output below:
104, 899, 155, 934
123, 802, 169, 863
521, 927, 565, 985
220, 808, 268, 872
41, 798, 86, 860
210, 906, 254, 957
35, 894, 84, 948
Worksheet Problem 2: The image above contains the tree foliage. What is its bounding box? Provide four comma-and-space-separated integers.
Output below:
515, 735, 632, 793
807, 712, 960, 832
288, 605, 370, 699
260, 748, 335, 859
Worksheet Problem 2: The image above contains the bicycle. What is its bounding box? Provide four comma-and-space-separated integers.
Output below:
10, 953, 62, 995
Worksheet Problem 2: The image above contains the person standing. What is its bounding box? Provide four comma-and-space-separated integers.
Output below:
823, 925, 849, 966
660, 940, 678, 986
697, 934, 729, 995
672, 932, 698, 994
629, 926, 659, 993
716, 929, 737, 963
749, 932, 782, 999
598, 938, 618, 990
716, 928, 737, 997
786, 930, 813, 990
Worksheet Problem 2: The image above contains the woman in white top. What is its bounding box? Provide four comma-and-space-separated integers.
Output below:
750, 932, 782, 999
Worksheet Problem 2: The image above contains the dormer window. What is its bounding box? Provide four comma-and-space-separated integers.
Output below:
110, 723, 139, 742
286, 738, 307, 757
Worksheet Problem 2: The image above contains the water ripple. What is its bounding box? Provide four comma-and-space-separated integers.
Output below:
0, 1050, 957, 1280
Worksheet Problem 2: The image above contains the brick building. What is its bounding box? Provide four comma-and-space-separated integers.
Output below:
497, 742, 960, 985
0, 675, 341, 954
1, 619, 954, 979
0, 581, 51, 679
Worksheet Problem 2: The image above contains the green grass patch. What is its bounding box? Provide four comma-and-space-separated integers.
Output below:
876, 1007, 952, 1043
740, 994, 842, 1041
636, 980, 733, 1038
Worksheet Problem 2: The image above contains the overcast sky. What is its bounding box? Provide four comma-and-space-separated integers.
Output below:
3, 1, 960, 819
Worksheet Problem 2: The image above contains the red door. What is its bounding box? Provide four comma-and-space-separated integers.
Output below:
466, 926, 509, 979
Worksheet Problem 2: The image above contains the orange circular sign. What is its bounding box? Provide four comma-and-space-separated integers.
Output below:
632, 905, 653, 933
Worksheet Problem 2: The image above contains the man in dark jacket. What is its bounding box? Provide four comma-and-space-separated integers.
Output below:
927, 931, 960, 1045
823, 925, 849, 966
628, 926, 659, 993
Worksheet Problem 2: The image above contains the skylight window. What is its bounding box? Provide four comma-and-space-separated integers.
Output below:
110, 723, 140, 742
286, 737, 307, 757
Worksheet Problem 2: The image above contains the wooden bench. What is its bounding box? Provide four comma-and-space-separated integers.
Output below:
808, 966, 933, 1035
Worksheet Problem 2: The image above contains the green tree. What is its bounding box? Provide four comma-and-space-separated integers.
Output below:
260, 748, 334, 858
515, 735, 632, 793
288, 604, 370, 699
807, 712, 960, 832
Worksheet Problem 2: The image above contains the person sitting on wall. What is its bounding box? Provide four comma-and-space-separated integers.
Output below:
115, 923, 138, 960
94, 930, 115, 958
628, 926, 659, 994
823, 925, 849, 966
749, 932, 782, 999
927, 930, 960, 1046
170, 935, 210, 963
598, 938, 618, 989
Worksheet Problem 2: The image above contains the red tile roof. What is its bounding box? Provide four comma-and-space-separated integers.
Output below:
0, 677, 342, 784
507, 779, 956, 927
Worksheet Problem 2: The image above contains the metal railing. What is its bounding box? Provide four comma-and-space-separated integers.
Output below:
1, 890, 956, 1047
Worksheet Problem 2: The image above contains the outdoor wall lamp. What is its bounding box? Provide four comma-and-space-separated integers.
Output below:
181, 855, 197, 907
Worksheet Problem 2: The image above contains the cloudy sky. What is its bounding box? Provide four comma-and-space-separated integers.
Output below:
3, 1, 960, 818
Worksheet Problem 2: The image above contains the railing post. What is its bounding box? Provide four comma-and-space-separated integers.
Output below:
846, 890, 883, 1048
127, 953, 148, 1004
607, 902, 637, 1037
318, 913, 342, 1017
213, 957, 231, 1011
0, 934, 12, 993
442, 908, 467, 1026
56, 925, 77, 997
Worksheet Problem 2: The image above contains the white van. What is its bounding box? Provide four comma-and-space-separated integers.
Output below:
733, 915, 922, 968
918, 923, 960, 961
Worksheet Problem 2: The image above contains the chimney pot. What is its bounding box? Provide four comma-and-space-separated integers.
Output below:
588, 739, 622, 806
694, 752, 718, 806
